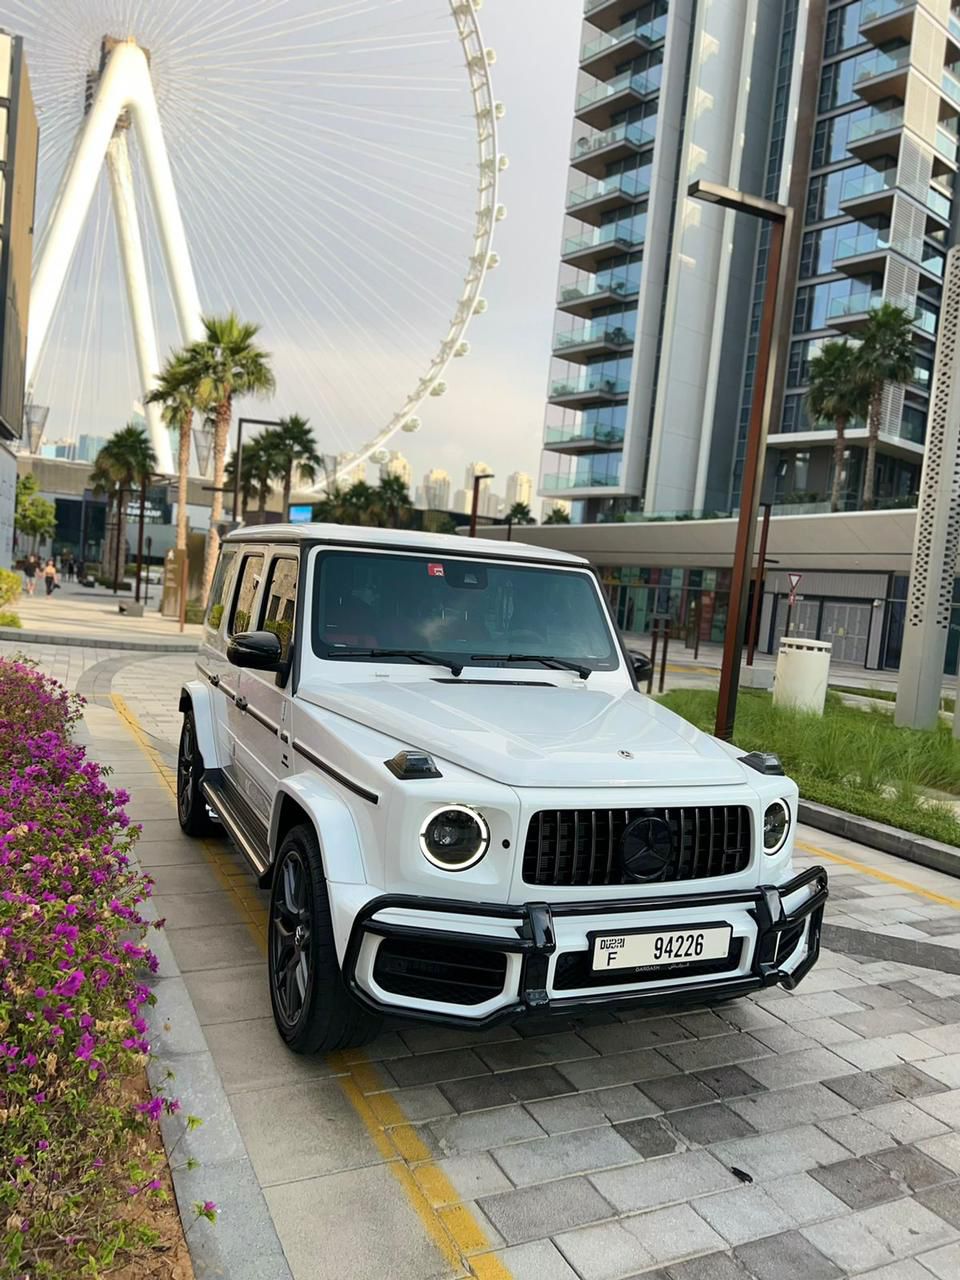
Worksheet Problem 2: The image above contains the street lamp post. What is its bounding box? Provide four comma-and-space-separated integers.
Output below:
687, 180, 791, 741
235, 417, 285, 521
469, 472, 494, 537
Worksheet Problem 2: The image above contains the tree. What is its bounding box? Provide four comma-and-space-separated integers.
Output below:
857, 303, 915, 509
806, 340, 870, 513
543, 505, 571, 525
270, 414, 322, 517
146, 354, 194, 552
14, 475, 57, 553
342, 480, 380, 525
377, 474, 413, 528
507, 501, 535, 526
95, 424, 157, 592
177, 314, 275, 600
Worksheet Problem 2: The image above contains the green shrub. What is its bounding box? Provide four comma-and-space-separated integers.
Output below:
0, 568, 21, 611
0, 610, 22, 629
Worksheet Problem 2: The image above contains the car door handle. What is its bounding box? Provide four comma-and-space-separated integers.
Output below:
279, 729, 290, 744
235, 696, 248, 712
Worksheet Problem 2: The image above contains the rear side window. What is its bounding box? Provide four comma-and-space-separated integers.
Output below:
229, 554, 264, 635
260, 557, 298, 661
205, 548, 237, 632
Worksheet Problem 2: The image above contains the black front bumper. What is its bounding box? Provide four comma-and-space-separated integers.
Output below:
342, 866, 829, 1028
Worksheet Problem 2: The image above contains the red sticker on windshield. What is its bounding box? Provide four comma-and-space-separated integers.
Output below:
428, 563, 445, 577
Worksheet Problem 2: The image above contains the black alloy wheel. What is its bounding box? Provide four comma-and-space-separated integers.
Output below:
176, 711, 216, 836
271, 847, 312, 1029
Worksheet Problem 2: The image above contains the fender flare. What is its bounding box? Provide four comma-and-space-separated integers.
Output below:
269, 774, 367, 885
177, 680, 226, 771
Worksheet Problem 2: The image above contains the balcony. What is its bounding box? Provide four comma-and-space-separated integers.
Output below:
570, 119, 655, 178
575, 66, 661, 129
583, 0, 634, 33
552, 320, 635, 363
847, 106, 904, 160
548, 371, 630, 408
927, 184, 952, 221
580, 13, 667, 79
833, 227, 895, 274
943, 66, 960, 112
566, 172, 649, 224
543, 415, 626, 454
860, 0, 915, 43
854, 46, 910, 103
542, 464, 623, 492
557, 270, 641, 317
826, 291, 884, 330
838, 166, 895, 217
561, 224, 638, 271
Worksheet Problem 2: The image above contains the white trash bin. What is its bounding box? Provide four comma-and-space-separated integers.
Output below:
773, 637, 831, 715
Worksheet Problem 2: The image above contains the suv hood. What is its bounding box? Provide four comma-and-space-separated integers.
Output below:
297, 679, 747, 789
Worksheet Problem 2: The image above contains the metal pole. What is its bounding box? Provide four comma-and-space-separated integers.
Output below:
469, 473, 493, 537
714, 218, 785, 740
113, 488, 123, 594
135, 477, 147, 603
746, 502, 772, 667
658, 621, 670, 694
144, 536, 152, 610
233, 418, 245, 522
647, 618, 660, 695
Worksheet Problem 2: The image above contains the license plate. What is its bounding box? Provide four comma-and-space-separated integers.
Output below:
592, 926, 732, 972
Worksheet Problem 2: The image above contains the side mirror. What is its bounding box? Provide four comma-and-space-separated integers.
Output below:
227, 630, 283, 670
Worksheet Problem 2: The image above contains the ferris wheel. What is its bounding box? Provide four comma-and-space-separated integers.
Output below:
4, 0, 504, 485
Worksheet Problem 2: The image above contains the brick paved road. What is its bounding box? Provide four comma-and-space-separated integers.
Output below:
20, 642, 960, 1279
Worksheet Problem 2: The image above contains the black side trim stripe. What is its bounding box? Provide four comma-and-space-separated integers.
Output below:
246, 705, 280, 735
292, 739, 379, 805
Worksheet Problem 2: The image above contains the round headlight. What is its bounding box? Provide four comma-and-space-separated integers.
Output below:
419, 805, 490, 871
763, 800, 791, 854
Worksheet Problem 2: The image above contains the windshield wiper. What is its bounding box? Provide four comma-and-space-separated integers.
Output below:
470, 653, 592, 680
327, 647, 464, 677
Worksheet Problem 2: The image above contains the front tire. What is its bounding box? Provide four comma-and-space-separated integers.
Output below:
268, 824, 382, 1054
177, 711, 217, 836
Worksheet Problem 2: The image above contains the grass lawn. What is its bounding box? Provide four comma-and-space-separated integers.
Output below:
659, 687, 960, 848
831, 684, 956, 714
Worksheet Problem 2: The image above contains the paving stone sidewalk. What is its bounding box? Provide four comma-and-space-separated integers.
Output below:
20, 640, 960, 1280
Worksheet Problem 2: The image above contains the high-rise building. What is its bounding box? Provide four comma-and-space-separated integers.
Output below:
419, 467, 451, 510
505, 471, 533, 509
0, 30, 37, 563
76, 434, 109, 463
540, 0, 959, 524
380, 450, 413, 489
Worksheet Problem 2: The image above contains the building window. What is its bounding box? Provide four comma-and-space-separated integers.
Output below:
824, 1, 866, 57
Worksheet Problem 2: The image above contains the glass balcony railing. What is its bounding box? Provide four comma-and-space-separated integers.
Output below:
576, 66, 662, 114
543, 419, 627, 449
855, 46, 910, 82
861, 0, 914, 23
951, 12, 960, 42
922, 250, 945, 278
553, 321, 635, 351
549, 373, 630, 399
834, 228, 891, 260
558, 271, 641, 305
567, 171, 650, 208
562, 224, 637, 257
839, 167, 895, 202
848, 106, 904, 143
936, 126, 957, 160
928, 185, 952, 219
826, 292, 882, 322
542, 465, 623, 491
943, 67, 960, 109
581, 14, 668, 63
572, 119, 656, 162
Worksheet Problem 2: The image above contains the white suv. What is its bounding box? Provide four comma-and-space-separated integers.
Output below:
177, 524, 827, 1053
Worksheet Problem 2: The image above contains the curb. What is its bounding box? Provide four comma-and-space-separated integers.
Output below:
0, 627, 198, 653
822, 923, 960, 976
799, 798, 960, 880
86, 707, 294, 1280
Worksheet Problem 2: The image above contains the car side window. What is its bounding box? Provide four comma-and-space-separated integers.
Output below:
229, 553, 265, 636
205, 548, 237, 632
259, 557, 298, 662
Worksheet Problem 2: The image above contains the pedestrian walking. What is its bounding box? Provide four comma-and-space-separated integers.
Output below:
65, 555, 75, 582
42, 558, 59, 596
23, 554, 37, 596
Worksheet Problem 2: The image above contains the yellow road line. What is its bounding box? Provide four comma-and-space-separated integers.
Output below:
797, 837, 960, 911
111, 693, 511, 1279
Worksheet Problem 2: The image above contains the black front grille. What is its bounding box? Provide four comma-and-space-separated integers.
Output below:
373, 937, 507, 1005
522, 806, 751, 887
553, 938, 745, 990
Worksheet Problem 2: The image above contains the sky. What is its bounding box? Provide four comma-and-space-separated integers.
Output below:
12, 0, 583, 497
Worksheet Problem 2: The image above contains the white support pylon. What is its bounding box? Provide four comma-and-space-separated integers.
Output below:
27, 39, 204, 473
105, 131, 170, 473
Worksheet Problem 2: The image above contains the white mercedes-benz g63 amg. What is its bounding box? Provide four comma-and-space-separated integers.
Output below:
177, 525, 827, 1053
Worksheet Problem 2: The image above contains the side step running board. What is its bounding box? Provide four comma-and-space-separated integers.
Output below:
201, 775, 272, 884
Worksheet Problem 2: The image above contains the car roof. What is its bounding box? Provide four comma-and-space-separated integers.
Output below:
222, 523, 589, 566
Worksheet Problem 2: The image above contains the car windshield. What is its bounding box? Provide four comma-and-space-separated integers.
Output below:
312, 551, 619, 673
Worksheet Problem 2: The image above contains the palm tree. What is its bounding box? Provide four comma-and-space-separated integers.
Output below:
89, 452, 121, 581
806, 340, 870, 513
177, 313, 275, 600
377, 475, 413, 528
857, 303, 915, 509
544, 505, 571, 525
146, 354, 194, 553
270, 414, 322, 517
507, 501, 535, 526
342, 480, 380, 525
94, 424, 157, 592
